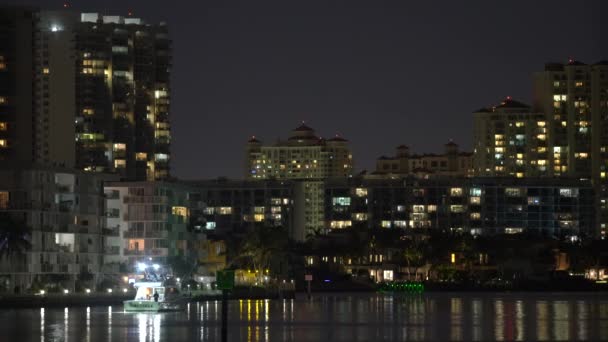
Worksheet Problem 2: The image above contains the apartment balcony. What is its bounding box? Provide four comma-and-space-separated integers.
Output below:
123, 249, 145, 256
104, 246, 120, 255
102, 226, 120, 236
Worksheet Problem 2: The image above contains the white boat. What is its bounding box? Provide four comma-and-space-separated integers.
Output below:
123, 281, 184, 312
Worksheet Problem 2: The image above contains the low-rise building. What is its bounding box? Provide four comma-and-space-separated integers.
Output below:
325, 176, 595, 237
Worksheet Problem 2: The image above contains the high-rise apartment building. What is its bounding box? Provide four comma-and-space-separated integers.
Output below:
245, 123, 353, 239
0, 8, 172, 181
534, 60, 608, 236
473, 60, 608, 236
473, 97, 548, 178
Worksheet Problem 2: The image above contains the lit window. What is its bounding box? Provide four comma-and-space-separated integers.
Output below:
352, 213, 368, 221
136, 152, 147, 161
450, 188, 463, 197
470, 212, 481, 220
205, 222, 216, 230
0, 191, 8, 209
0, 139, 7, 148
332, 197, 351, 206
0, 122, 6, 131
450, 205, 465, 213
172, 206, 188, 217
218, 207, 232, 215
113, 143, 126, 151
43, 67, 50, 74
470, 196, 481, 204
381, 221, 391, 228
82, 108, 94, 115
0, 97, 7, 104
505, 188, 523, 197
355, 188, 367, 197
505, 228, 523, 234
114, 159, 126, 168
559, 189, 578, 198
469, 188, 482, 196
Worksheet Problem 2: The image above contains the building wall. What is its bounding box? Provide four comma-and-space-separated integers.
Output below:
103, 182, 195, 270
324, 177, 595, 237
0, 167, 116, 291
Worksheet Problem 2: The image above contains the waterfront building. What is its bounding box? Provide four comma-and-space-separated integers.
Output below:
324, 176, 595, 237
0, 166, 117, 292
187, 179, 295, 237
103, 182, 196, 271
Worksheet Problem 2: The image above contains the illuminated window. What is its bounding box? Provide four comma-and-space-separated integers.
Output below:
381, 221, 392, 228
470, 196, 481, 204
0, 122, 6, 131
394, 220, 407, 228
43, 67, 50, 74
218, 207, 232, 215
505, 188, 523, 197
412, 205, 425, 213
114, 159, 126, 168
172, 206, 188, 217
332, 197, 351, 206
537, 121, 546, 127
559, 189, 578, 198
205, 222, 216, 230
450, 205, 465, 213
0, 139, 7, 148
330, 220, 352, 229
516, 172, 524, 178
0, 97, 7, 104
352, 213, 368, 221
113, 143, 126, 151
427, 205, 437, 212
0, 191, 8, 209
528, 197, 540, 205
469, 188, 482, 196
355, 188, 367, 197
82, 108, 94, 115
450, 188, 463, 197
575, 81, 583, 87
515, 122, 525, 127
470, 212, 481, 220
136, 152, 147, 161
253, 214, 264, 222
505, 228, 523, 234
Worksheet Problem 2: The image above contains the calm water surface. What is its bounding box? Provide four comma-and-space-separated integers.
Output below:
1, 292, 608, 341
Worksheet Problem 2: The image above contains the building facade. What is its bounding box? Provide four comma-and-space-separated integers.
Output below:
187, 179, 294, 236
0, 8, 172, 181
473, 60, 608, 236
325, 177, 595, 237
375, 142, 473, 178
245, 123, 353, 239
0, 166, 117, 292
473, 97, 548, 178
104, 182, 195, 270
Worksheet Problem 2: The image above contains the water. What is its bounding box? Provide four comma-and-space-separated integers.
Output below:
1, 292, 608, 341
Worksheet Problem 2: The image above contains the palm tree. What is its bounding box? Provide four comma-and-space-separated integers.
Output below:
0, 214, 31, 259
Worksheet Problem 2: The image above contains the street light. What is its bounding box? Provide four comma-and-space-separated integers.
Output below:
63, 289, 69, 294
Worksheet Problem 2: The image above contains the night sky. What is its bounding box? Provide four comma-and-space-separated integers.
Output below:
6, 0, 608, 179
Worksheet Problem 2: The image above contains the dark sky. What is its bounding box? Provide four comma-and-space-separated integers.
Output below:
7, 0, 608, 179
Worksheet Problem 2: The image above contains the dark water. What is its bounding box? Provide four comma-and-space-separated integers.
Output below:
1, 292, 608, 341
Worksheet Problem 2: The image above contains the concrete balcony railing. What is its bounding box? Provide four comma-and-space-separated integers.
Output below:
104, 246, 120, 255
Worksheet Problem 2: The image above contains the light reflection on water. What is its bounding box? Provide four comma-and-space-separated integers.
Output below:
4, 293, 608, 341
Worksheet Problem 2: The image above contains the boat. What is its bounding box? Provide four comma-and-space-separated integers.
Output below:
123, 281, 184, 312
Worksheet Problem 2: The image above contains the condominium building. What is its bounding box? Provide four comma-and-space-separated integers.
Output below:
104, 182, 195, 269
245, 123, 353, 239
374, 142, 473, 178
0, 166, 117, 292
0, 8, 172, 180
472, 97, 548, 178
325, 176, 595, 237
534, 60, 608, 236
187, 179, 294, 236
245, 123, 353, 179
